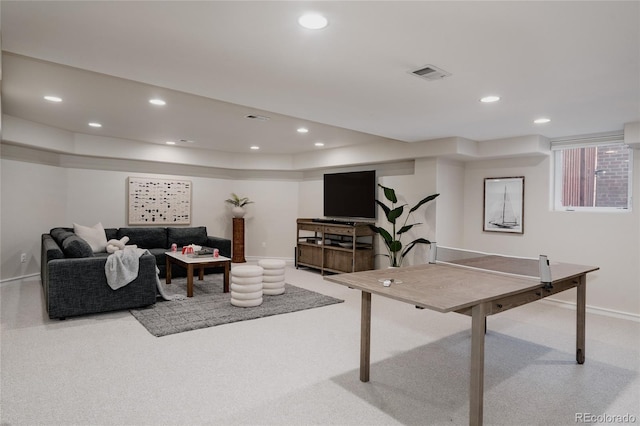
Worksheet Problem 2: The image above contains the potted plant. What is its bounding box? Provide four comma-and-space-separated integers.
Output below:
225, 193, 254, 218
370, 184, 440, 267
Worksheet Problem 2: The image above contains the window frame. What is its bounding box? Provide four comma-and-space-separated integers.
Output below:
551, 132, 633, 212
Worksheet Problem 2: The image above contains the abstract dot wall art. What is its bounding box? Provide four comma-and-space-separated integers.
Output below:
128, 177, 191, 225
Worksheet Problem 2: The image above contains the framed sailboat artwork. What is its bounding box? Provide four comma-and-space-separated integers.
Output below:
483, 176, 524, 234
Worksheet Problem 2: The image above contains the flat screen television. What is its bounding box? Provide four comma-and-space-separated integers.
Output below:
323, 170, 376, 220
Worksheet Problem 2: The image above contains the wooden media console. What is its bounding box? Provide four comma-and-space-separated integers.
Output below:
295, 218, 375, 275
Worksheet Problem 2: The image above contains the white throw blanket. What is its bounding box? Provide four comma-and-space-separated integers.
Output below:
105, 248, 186, 300
105, 247, 147, 290
154, 270, 186, 301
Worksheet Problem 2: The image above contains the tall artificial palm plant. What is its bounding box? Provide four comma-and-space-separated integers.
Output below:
370, 184, 440, 267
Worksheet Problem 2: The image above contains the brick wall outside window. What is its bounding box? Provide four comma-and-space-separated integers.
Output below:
595, 147, 629, 208
559, 144, 630, 209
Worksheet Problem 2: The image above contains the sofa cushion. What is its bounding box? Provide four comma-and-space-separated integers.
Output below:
167, 226, 208, 248
118, 227, 167, 249
74, 222, 108, 253
62, 235, 94, 258
104, 228, 118, 241
50, 227, 73, 234
50, 228, 75, 247
146, 247, 166, 266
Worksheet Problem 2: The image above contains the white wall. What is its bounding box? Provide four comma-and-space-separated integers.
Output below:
223, 179, 299, 259
462, 154, 640, 317
2, 143, 638, 317
376, 158, 439, 267
1, 160, 67, 278
0, 159, 300, 280
297, 179, 323, 220
297, 160, 440, 268
435, 158, 465, 248
63, 168, 299, 254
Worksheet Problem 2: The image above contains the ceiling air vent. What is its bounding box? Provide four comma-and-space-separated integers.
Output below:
410, 64, 451, 81
245, 114, 270, 121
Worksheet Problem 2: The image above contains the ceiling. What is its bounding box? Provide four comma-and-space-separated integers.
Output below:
2, 1, 639, 156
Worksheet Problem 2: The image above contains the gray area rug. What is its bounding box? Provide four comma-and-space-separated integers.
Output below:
130, 274, 343, 337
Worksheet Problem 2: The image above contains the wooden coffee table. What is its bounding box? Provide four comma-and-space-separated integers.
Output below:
165, 251, 231, 297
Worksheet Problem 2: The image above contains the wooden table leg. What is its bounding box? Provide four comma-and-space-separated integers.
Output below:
199, 266, 205, 280
187, 264, 194, 297
166, 256, 172, 284
223, 262, 230, 293
576, 274, 586, 364
360, 291, 372, 382
470, 302, 487, 426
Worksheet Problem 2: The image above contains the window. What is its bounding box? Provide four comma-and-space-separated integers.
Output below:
552, 133, 633, 211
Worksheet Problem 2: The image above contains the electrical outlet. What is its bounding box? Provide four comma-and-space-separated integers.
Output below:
20, 253, 27, 263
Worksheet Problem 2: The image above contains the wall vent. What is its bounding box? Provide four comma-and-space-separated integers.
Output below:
410, 64, 451, 81
245, 114, 270, 121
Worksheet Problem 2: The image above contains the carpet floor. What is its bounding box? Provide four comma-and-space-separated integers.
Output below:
1, 267, 639, 425
130, 274, 343, 336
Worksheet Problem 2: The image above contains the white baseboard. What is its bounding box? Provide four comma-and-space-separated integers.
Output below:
243, 256, 295, 265
0, 272, 40, 286
541, 297, 640, 322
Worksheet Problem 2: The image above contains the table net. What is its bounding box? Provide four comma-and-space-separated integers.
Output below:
431, 245, 550, 282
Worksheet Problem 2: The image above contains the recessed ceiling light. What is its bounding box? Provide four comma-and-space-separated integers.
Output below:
298, 13, 328, 30
315, 142, 325, 147
165, 141, 176, 145
297, 127, 309, 133
149, 99, 166, 106
44, 95, 62, 102
480, 96, 500, 103
88, 122, 102, 128
250, 146, 260, 150
534, 118, 551, 124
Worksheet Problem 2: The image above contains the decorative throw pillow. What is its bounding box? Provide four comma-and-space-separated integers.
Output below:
73, 222, 108, 253
62, 235, 94, 258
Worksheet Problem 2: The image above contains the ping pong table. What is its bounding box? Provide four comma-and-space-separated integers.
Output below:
324, 249, 598, 426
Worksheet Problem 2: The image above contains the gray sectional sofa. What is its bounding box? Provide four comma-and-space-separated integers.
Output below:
41, 226, 231, 319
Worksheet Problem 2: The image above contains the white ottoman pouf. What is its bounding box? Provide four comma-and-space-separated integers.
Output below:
258, 259, 286, 296
231, 265, 264, 307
